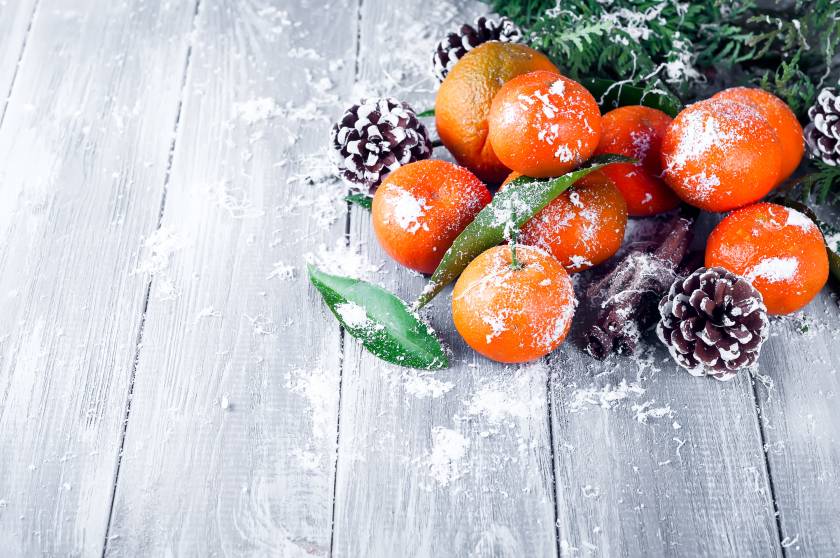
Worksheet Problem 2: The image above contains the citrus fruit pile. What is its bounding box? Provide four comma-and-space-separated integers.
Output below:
325, 38, 832, 376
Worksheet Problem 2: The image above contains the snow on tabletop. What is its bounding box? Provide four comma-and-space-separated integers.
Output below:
304, 238, 382, 279
287, 365, 340, 470
266, 261, 296, 281
425, 426, 470, 487
464, 374, 544, 426
403, 371, 455, 398
135, 226, 187, 301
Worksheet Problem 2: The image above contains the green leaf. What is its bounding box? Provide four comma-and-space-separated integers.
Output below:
414, 154, 633, 308
345, 193, 373, 210
308, 265, 448, 369
773, 197, 840, 294
580, 78, 683, 118
417, 108, 435, 117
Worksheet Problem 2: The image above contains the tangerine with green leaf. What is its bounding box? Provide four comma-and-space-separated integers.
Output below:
452, 244, 576, 363
502, 171, 627, 272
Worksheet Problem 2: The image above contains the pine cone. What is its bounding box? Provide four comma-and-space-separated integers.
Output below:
656, 267, 769, 381
805, 87, 840, 166
330, 98, 432, 188
433, 16, 522, 82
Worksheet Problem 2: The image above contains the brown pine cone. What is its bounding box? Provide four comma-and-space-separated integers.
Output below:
656, 267, 769, 380
432, 16, 522, 82
805, 87, 840, 166
330, 98, 432, 189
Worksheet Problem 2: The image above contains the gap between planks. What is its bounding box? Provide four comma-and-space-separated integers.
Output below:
329, 0, 365, 554
99, 1, 204, 555
749, 373, 787, 557
0, 0, 40, 130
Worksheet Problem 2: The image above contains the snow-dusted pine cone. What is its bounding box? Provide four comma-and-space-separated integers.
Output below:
330, 98, 432, 188
433, 16, 522, 82
657, 267, 769, 381
805, 87, 840, 166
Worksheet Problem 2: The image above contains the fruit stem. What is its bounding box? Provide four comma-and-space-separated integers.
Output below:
509, 228, 522, 271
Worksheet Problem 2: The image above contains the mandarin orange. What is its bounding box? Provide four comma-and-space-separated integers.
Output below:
660, 98, 783, 212
705, 202, 828, 314
371, 160, 491, 274
487, 71, 602, 178
452, 244, 576, 363
435, 43, 559, 184
502, 171, 627, 272
594, 105, 680, 216
712, 87, 804, 183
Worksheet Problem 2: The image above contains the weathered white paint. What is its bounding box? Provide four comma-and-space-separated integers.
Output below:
0, 0, 38, 118
757, 290, 840, 556
103, 0, 355, 555
0, 0, 838, 556
549, 344, 782, 557
330, 1, 559, 556
0, 0, 199, 555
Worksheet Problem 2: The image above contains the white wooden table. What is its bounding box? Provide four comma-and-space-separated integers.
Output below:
0, 0, 838, 556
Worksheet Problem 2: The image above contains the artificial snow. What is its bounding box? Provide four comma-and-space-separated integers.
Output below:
747, 257, 799, 283
567, 379, 647, 412
389, 187, 431, 234
784, 206, 817, 232
334, 302, 370, 329
426, 427, 469, 486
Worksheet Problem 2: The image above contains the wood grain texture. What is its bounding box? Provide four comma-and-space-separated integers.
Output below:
0, 0, 38, 119
549, 345, 782, 557
755, 290, 840, 556
0, 0, 198, 555
1, 0, 839, 556
548, 214, 783, 556
330, 1, 559, 556
103, 0, 357, 555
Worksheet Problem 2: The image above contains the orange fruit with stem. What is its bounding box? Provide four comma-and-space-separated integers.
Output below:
660, 98, 783, 212
487, 71, 602, 178
593, 105, 680, 216
705, 202, 828, 315
501, 171, 627, 272
436, 42, 559, 184
452, 244, 576, 363
371, 159, 492, 274
712, 87, 804, 183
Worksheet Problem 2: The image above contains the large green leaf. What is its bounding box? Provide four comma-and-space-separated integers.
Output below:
308, 265, 448, 369
414, 154, 633, 308
580, 78, 683, 118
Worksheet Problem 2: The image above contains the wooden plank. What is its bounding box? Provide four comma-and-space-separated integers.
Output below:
549, 347, 782, 556
330, 1, 560, 556
548, 218, 783, 557
754, 290, 840, 555
103, 0, 358, 555
0, 0, 199, 555
0, 0, 38, 118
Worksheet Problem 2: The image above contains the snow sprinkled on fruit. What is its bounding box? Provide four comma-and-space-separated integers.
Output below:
746, 257, 800, 284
